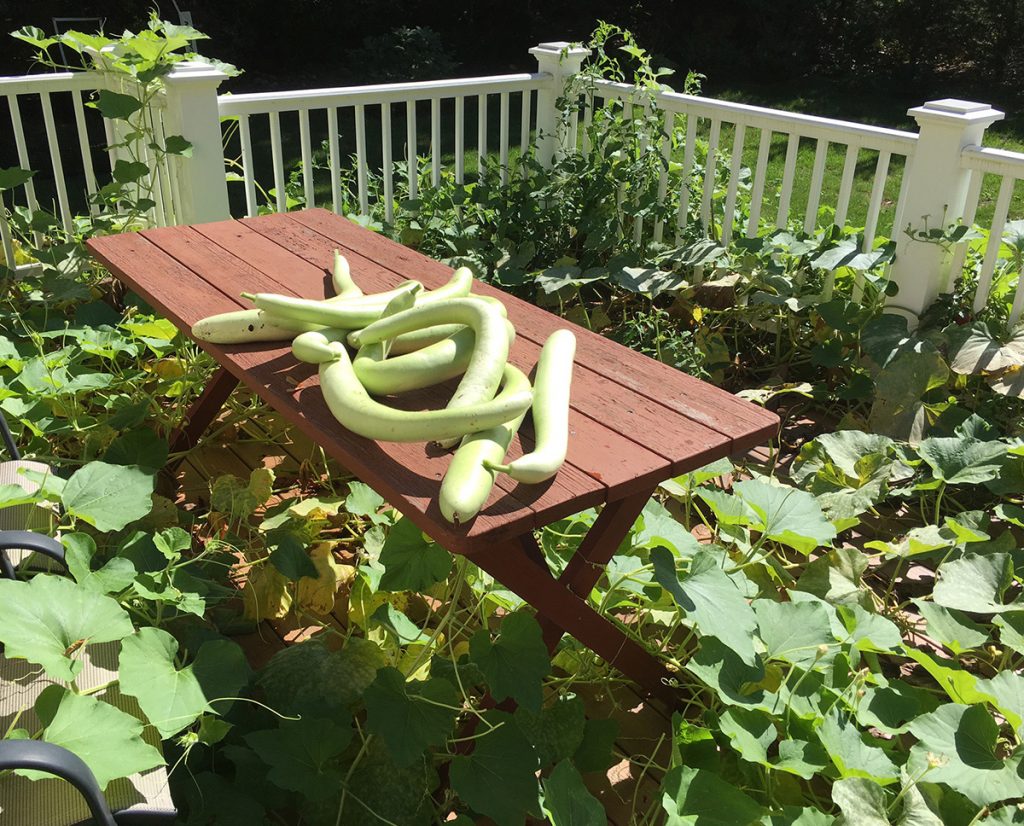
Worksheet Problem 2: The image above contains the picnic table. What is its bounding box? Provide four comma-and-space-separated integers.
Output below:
86, 209, 778, 704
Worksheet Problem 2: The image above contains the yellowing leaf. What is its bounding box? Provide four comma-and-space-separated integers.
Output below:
295, 543, 353, 616
243, 565, 292, 621
247, 467, 275, 506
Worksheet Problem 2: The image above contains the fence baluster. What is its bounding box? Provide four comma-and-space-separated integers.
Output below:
382, 103, 394, 223
431, 97, 441, 188
71, 90, 98, 215
40, 92, 73, 233
946, 169, 983, 292
477, 94, 488, 182
862, 150, 891, 252
327, 107, 341, 215
974, 175, 1014, 313
804, 138, 829, 233
721, 123, 746, 247
653, 111, 674, 243
775, 132, 801, 230
455, 96, 465, 184
834, 143, 859, 228
269, 111, 286, 213
499, 92, 510, 187
700, 119, 721, 237
299, 108, 315, 208
238, 113, 258, 217
355, 104, 369, 216
746, 128, 772, 238
675, 114, 698, 242
406, 99, 418, 199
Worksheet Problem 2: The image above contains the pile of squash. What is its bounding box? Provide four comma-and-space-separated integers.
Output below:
191, 252, 574, 525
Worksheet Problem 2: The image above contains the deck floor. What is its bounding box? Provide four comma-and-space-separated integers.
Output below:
174, 397, 671, 825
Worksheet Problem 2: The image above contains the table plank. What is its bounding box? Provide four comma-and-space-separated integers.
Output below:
87, 231, 542, 551
235, 215, 731, 478
289, 209, 779, 452
144, 223, 610, 512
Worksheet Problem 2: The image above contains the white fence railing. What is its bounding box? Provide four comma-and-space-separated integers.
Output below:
2, 41, 1023, 324
217, 73, 549, 222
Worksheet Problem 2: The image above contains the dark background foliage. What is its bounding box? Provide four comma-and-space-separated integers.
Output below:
2, 0, 1022, 109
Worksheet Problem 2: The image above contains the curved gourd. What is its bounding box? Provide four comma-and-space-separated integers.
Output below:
487, 329, 576, 483
439, 364, 532, 525
354, 320, 516, 396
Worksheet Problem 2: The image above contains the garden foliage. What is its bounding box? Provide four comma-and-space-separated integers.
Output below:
1, 19, 1022, 826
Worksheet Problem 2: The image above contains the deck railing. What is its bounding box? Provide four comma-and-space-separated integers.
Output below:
2, 41, 1023, 324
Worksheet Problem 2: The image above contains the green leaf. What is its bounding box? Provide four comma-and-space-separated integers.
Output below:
345, 481, 387, 524
28, 687, 164, 790
61, 461, 155, 531
93, 89, 144, 120
831, 777, 891, 825
267, 533, 319, 580
514, 693, 586, 768
0, 575, 133, 681
162, 134, 193, 156
378, 517, 452, 591
246, 715, 353, 801
633, 498, 700, 554
837, 604, 902, 653
112, 159, 151, 184
652, 546, 758, 666
543, 760, 606, 825
995, 612, 1024, 655
718, 706, 775, 764
450, 711, 542, 826
947, 322, 1024, 375
772, 738, 830, 779
63, 532, 136, 594
660, 764, 765, 825
10, 26, 57, 50
685, 637, 768, 710
363, 667, 459, 766
933, 552, 1022, 613
868, 348, 949, 442
733, 480, 837, 554
908, 704, 1024, 806
902, 647, 991, 706
914, 600, 989, 655
917, 437, 1007, 484
0, 166, 35, 191
817, 709, 899, 783
975, 671, 1024, 732
103, 427, 169, 471
754, 599, 834, 667
573, 717, 619, 773
695, 487, 758, 526
796, 547, 871, 607
119, 627, 250, 737
469, 612, 550, 711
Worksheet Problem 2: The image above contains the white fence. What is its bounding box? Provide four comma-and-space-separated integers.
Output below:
2, 41, 1023, 324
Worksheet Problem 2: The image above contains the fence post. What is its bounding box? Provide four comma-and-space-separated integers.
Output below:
161, 61, 231, 224
887, 99, 1004, 321
530, 42, 590, 169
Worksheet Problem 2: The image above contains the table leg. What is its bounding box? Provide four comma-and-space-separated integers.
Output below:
468, 530, 679, 705
166, 367, 239, 466
538, 489, 653, 649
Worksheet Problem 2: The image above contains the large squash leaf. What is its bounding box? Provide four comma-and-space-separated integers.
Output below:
0, 575, 133, 681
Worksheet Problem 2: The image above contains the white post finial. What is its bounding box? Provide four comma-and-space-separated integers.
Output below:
887, 98, 1004, 320
161, 61, 232, 224
530, 42, 590, 168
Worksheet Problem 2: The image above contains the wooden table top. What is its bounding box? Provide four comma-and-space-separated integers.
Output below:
87, 209, 778, 553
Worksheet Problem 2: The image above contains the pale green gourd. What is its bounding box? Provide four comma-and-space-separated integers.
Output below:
438, 364, 532, 525
331, 250, 363, 298
293, 331, 531, 443
487, 329, 576, 483
353, 320, 515, 396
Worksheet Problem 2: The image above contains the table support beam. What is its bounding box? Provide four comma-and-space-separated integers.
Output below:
166, 367, 239, 465
469, 529, 679, 705
538, 490, 653, 649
